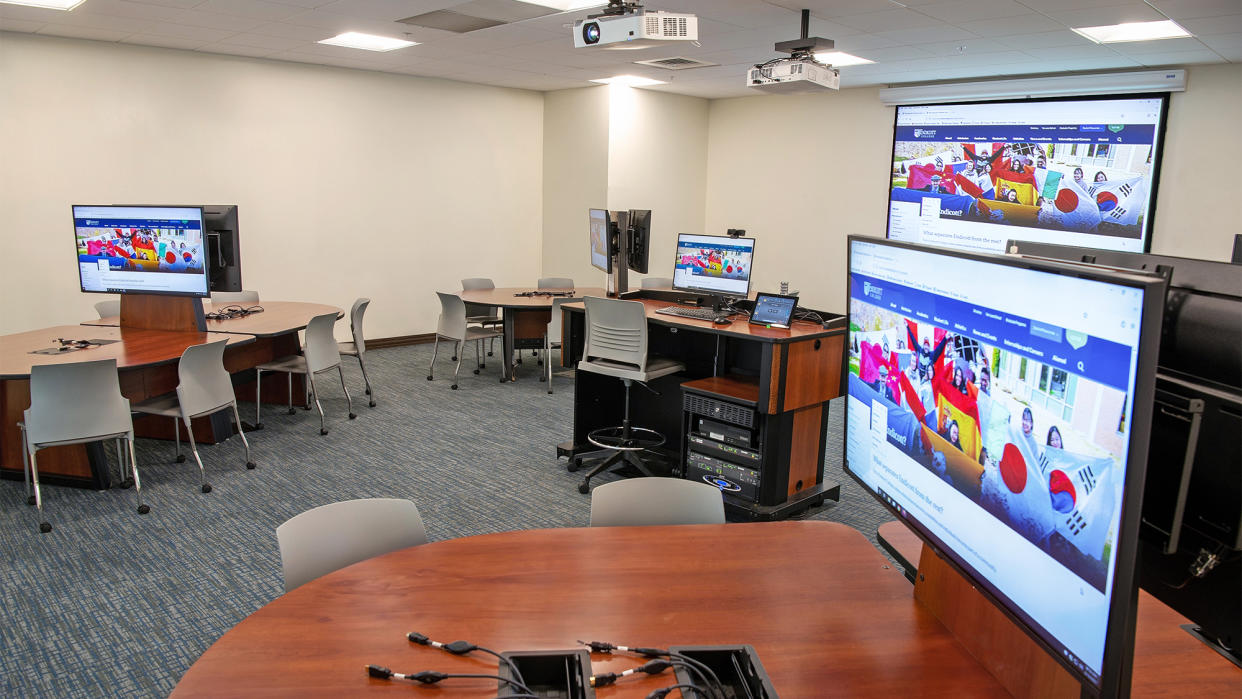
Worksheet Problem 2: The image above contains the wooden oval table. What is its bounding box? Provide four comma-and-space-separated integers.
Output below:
459, 287, 606, 382
174, 521, 1005, 697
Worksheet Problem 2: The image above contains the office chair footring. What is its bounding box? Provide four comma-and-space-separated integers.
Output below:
586, 426, 664, 451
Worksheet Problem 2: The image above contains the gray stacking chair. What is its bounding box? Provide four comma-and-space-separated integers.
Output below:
541, 296, 574, 394
538, 277, 575, 289
337, 298, 377, 408
461, 277, 500, 359
211, 290, 260, 304
94, 299, 120, 318
427, 292, 503, 390
131, 339, 255, 494
573, 296, 684, 494
255, 312, 355, 435
276, 498, 427, 593
640, 277, 673, 289
590, 477, 726, 527
19, 359, 147, 533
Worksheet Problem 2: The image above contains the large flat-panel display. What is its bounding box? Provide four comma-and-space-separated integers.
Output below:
845, 237, 1165, 695
886, 95, 1168, 255
73, 205, 208, 297
589, 208, 612, 273
672, 233, 755, 298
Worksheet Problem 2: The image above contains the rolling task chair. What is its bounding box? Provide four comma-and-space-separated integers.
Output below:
427, 292, 503, 389
541, 296, 574, 394
589, 478, 726, 526
94, 299, 120, 318
337, 298, 377, 408
537, 277, 574, 289
210, 290, 260, 304
572, 296, 684, 494
131, 339, 255, 494
461, 278, 500, 359
19, 359, 148, 533
276, 498, 427, 592
255, 312, 355, 435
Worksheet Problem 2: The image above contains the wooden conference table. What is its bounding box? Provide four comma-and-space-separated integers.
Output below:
0, 301, 341, 486
174, 521, 1006, 696
459, 287, 606, 382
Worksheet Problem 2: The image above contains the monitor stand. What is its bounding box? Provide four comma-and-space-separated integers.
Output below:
119, 294, 207, 332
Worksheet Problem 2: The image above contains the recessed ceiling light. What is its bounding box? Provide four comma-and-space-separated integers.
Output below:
589, 75, 668, 86
813, 51, 874, 67
1071, 20, 1192, 44
318, 32, 418, 52
0, 0, 87, 9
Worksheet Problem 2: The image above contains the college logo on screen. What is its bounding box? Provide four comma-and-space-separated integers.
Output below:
864, 281, 883, 301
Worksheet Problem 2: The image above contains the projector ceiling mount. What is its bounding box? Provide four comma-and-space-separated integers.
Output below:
747, 9, 840, 93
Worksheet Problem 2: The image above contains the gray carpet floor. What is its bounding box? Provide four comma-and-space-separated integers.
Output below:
0, 343, 893, 697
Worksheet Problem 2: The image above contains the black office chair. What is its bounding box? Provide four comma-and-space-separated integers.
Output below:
570, 296, 684, 494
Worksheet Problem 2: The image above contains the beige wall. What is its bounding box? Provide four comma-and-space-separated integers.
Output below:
0, 33, 544, 338
703, 64, 1242, 314
541, 86, 609, 284
1150, 63, 1242, 261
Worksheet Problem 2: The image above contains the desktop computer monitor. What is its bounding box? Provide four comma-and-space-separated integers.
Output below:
203, 205, 242, 293
73, 205, 209, 297
626, 209, 651, 274
589, 208, 612, 274
845, 236, 1165, 696
672, 233, 755, 299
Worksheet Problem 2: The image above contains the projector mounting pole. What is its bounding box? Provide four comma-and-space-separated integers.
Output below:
801, 8, 809, 40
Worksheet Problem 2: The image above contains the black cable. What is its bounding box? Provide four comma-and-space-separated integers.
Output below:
578, 642, 724, 699
365, 665, 531, 693
589, 658, 675, 687
406, 632, 526, 690
648, 683, 708, 699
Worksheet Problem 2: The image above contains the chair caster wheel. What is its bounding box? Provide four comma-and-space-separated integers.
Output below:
246, 462, 257, 470
451, 384, 458, 390
287, 408, 297, 415
320, 428, 329, 435
349, 413, 357, 420
567, 458, 580, 473
577, 482, 590, 494
369, 400, 376, 408
175, 454, 186, 463
365, 388, 371, 395
137, 504, 150, 515
426, 375, 433, 381
539, 375, 546, 382
303, 405, 312, 411
487, 351, 494, 357
450, 356, 457, 362
473, 369, 480, 375
39, 521, 52, 534
119, 478, 134, 490
27, 495, 36, 506
547, 389, 553, 394
202, 483, 212, 494
538, 360, 544, 366
254, 423, 264, 430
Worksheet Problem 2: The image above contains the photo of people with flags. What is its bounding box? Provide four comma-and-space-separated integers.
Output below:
848, 299, 1131, 591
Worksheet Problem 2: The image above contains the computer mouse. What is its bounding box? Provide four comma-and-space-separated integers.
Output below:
713, 315, 731, 325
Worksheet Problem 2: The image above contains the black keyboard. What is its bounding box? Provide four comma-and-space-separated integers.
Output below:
655, 306, 718, 321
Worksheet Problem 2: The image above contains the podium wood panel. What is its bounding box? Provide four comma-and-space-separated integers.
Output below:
119, 294, 205, 332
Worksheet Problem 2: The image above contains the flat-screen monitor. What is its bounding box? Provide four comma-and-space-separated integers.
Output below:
589, 208, 612, 274
203, 205, 242, 293
886, 94, 1168, 255
672, 233, 755, 299
73, 205, 208, 297
845, 236, 1165, 694
626, 209, 651, 274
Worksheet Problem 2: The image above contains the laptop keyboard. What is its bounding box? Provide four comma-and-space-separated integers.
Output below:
655, 306, 718, 320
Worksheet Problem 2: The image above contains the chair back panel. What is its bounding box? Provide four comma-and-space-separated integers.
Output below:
548, 297, 573, 340
538, 277, 574, 290
583, 296, 647, 371
276, 498, 427, 592
211, 290, 260, 304
24, 359, 132, 446
94, 299, 120, 318
349, 298, 371, 354
176, 340, 235, 418
590, 478, 726, 527
303, 312, 343, 373
461, 278, 495, 291
436, 292, 468, 341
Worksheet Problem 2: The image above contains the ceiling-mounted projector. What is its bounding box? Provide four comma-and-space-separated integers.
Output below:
573, 0, 697, 49
748, 9, 840, 94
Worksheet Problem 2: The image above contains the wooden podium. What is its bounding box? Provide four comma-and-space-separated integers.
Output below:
118, 293, 206, 332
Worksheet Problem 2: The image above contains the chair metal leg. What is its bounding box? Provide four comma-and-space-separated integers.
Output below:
308, 372, 328, 434
29, 448, 51, 533
578, 450, 626, 494
231, 403, 256, 469
452, 346, 463, 390
173, 416, 185, 463
488, 336, 495, 357
115, 437, 134, 488
287, 372, 296, 414
184, 419, 212, 494
356, 354, 375, 407
472, 339, 484, 375
451, 340, 460, 363
19, 423, 34, 506
338, 366, 356, 420
427, 335, 440, 381
255, 368, 264, 429
126, 436, 149, 514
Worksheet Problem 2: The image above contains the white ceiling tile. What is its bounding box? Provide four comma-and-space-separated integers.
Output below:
77, 0, 196, 23
984, 30, 1095, 50
875, 24, 977, 45
242, 21, 337, 40
1132, 48, 1234, 64
315, 0, 450, 21
832, 8, 957, 33
192, 0, 308, 22
1196, 31, 1242, 53
1106, 36, 1212, 54
0, 18, 46, 32
917, 0, 1033, 24
913, 37, 1014, 56
0, 5, 62, 22
1148, 0, 1242, 21
120, 33, 209, 50
142, 21, 237, 41
957, 14, 1066, 37
36, 24, 132, 41
214, 32, 307, 51
123, 0, 212, 8
196, 42, 281, 58
1038, 4, 1168, 27
1178, 13, 1242, 36
32, 11, 156, 33
1014, 0, 1147, 10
